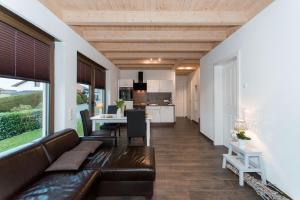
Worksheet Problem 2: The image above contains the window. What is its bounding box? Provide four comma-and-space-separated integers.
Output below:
94, 88, 105, 115
76, 83, 90, 136
0, 8, 54, 153
76, 56, 92, 135
0, 78, 49, 152
76, 53, 106, 135
94, 67, 106, 115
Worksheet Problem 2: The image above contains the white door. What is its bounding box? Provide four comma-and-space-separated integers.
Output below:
176, 80, 186, 117
222, 59, 238, 147
192, 84, 199, 122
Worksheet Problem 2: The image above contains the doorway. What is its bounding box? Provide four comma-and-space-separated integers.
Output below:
214, 56, 239, 147
176, 76, 187, 117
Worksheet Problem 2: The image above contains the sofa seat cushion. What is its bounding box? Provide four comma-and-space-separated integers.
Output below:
101, 147, 155, 181
83, 147, 114, 169
14, 170, 99, 200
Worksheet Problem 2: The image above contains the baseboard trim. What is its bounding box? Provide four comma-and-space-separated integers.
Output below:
199, 131, 214, 144
192, 120, 199, 124
150, 123, 175, 127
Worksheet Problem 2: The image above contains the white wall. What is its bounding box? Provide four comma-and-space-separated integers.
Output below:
200, 0, 300, 198
0, 0, 120, 131
120, 69, 176, 102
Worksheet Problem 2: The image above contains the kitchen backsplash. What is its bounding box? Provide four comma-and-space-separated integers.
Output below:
147, 92, 172, 105
133, 91, 172, 105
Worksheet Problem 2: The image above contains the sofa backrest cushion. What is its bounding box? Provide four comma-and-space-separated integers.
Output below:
41, 129, 80, 163
0, 143, 49, 200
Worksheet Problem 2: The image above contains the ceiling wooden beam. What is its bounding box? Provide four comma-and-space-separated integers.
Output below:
62, 10, 249, 26
117, 64, 174, 68
112, 59, 199, 65
113, 59, 176, 65
92, 42, 214, 52
176, 71, 194, 75
105, 52, 204, 59
82, 30, 227, 42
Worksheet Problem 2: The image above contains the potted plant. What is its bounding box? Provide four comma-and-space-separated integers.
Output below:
234, 119, 251, 148
115, 99, 125, 117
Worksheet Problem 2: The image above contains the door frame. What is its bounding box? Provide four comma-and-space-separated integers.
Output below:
213, 51, 241, 146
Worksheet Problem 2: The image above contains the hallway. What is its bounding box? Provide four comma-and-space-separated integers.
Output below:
151, 118, 260, 199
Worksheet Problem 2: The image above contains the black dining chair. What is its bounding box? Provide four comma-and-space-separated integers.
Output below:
101, 105, 121, 136
126, 109, 146, 145
80, 110, 117, 146
80, 109, 117, 145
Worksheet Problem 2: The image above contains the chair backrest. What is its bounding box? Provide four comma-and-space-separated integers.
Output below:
80, 109, 92, 136
107, 105, 118, 114
127, 109, 146, 137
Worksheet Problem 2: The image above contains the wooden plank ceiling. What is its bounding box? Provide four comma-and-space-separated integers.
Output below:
40, 0, 272, 75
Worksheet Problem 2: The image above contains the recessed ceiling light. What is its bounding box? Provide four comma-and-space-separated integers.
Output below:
176, 66, 195, 70
143, 58, 162, 64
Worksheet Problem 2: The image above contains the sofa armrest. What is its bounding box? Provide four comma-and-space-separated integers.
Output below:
80, 136, 117, 147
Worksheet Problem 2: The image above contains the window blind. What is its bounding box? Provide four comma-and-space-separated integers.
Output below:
95, 67, 106, 89
0, 21, 50, 82
77, 59, 92, 85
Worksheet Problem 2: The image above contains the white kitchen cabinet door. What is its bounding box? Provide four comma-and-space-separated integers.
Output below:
147, 80, 160, 92
160, 106, 174, 122
159, 80, 173, 92
146, 106, 161, 122
119, 79, 133, 87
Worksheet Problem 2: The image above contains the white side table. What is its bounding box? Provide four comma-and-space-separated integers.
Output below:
222, 142, 266, 186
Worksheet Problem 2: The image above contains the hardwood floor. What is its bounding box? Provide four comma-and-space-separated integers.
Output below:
98, 117, 261, 200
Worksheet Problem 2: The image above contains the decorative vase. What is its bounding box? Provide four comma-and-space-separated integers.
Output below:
116, 108, 123, 117
238, 139, 248, 148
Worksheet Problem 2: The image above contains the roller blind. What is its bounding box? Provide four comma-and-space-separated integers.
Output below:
77, 59, 92, 85
0, 21, 50, 82
95, 67, 105, 89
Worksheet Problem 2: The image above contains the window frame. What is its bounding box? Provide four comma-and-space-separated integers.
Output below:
0, 6, 55, 135
77, 53, 106, 116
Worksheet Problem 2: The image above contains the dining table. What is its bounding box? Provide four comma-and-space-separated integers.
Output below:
90, 114, 152, 146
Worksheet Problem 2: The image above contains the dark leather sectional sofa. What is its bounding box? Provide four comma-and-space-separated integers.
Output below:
0, 129, 155, 200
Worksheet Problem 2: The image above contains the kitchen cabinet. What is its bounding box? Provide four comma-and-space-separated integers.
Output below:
146, 80, 160, 92
146, 106, 161, 122
160, 106, 175, 122
119, 79, 133, 87
146, 106, 175, 123
147, 80, 173, 93
159, 80, 173, 92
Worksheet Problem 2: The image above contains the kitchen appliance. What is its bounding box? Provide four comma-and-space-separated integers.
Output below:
119, 87, 133, 101
133, 72, 147, 91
